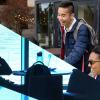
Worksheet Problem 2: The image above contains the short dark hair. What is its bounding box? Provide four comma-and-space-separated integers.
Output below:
58, 1, 74, 13
92, 45, 100, 58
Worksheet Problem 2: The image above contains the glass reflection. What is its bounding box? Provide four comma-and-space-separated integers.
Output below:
0, 24, 75, 86
36, 3, 54, 48
0, 24, 21, 84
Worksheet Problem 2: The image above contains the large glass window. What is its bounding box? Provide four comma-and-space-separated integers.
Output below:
36, 2, 58, 48
78, 4, 94, 28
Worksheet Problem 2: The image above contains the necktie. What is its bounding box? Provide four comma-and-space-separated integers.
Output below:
60, 26, 65, 59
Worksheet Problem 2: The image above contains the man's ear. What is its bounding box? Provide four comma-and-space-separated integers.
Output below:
71, 13, 74, 18
70, 14, 74, 21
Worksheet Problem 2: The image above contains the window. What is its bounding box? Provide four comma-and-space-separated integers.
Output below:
36, 2, 57, 48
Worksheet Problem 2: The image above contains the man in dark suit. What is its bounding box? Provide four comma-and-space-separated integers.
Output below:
88, 45, 100, 81
66, 45, 100, 100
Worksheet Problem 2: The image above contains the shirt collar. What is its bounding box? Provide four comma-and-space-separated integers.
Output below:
65, 17, 76, 32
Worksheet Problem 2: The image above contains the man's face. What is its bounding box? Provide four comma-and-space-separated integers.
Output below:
89, 52, 100, 75
57, 7, 73, 27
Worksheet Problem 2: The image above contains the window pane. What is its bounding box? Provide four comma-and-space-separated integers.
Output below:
78, 4, 94, 27
36, 3, 57, 48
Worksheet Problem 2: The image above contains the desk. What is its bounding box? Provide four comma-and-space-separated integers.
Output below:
0, 86, 37, 100
12, 68, 72, 86
0, 75, 63, 100
0, 76, 85, 100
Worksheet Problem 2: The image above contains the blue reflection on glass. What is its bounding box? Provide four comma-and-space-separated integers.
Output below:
0, 24, 21, 84
29, 40, 76, 85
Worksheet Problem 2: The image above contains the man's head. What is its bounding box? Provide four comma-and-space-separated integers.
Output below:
89, 45, 100, 75
57, 1, 74, 27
